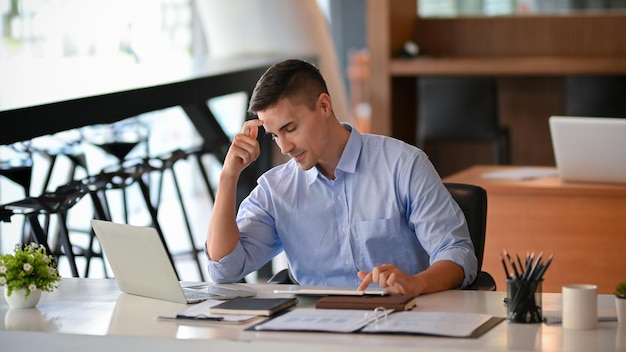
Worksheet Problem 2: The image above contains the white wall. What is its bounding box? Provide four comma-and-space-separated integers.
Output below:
194, 0, 350, 122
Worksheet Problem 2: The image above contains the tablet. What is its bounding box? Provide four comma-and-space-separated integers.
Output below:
273, 286, 389, 296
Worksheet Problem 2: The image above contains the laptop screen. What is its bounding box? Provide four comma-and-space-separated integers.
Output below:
549, 116, 626, 184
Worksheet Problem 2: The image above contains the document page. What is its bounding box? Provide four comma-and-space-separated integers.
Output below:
254, 308, 393, 333
481, 167, 558, 180
361, 311, 495, 337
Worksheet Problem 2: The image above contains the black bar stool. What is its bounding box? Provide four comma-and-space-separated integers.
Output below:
29, 141, 90, 244
82, 119, 150, 224
151, 149, 212, 281
84, 160, 180, 280
185, 145, 217, 202
0, 145, 35, 244
1, 180, 89, 277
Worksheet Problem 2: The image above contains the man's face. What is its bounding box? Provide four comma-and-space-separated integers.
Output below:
258, 95, 329, 171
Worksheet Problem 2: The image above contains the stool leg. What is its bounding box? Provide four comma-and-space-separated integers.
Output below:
40, 154, 58, 194
25, 212, 52, 252
167, 166, 205, 281
56, 210, 80, 277
154, 166, 167, 214
41, 152, 82, 234
121, 187, 129, 224
135, 177, 180, 280
89, 189, 113, 277
83, 226, 107, 278
193, 152, 216, 202
27, 211, 79, 277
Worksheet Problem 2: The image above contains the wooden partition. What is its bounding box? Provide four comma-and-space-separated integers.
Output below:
367, 0, 626, 176
444, 165, 626, 294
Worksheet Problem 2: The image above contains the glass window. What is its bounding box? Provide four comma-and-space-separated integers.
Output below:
418, 0, 626, 17
0, 0, 194, 61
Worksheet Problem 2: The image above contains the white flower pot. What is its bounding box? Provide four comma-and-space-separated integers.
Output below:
4, 287, 41, 309
617, 297, 626, 324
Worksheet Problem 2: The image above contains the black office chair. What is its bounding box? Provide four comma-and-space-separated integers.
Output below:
416, 76, 510, 172
444, 182, 496, 291
564, 75, 626, 118
268, 182, 496, 291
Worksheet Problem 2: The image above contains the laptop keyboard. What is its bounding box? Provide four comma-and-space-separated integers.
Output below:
182, 285, 257, 301
183, 288, 215, 300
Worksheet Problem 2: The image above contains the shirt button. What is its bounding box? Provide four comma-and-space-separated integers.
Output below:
337, 194, 343, 201
345, 259, 351, 265
341, 226, 347, 233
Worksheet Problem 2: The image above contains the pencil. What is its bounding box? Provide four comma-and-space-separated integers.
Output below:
500, 252, 511, 279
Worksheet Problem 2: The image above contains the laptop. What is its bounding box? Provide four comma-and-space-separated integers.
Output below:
549, 116, 626, 184
91, 219, 256, 304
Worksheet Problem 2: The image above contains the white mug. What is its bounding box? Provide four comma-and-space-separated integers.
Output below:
562, 284, 598, 330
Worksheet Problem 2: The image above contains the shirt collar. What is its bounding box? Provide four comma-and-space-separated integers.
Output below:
305, 123, 362, 184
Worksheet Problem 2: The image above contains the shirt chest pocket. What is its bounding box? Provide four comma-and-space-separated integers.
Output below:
353, 217, 415, 267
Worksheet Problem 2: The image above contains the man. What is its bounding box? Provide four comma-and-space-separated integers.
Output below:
206, 59, 477, 296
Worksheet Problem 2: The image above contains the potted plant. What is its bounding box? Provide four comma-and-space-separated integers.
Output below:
615, 279, 626, 324
0, 243, 61, 308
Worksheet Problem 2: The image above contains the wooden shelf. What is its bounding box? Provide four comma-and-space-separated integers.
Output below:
367, 0, 626, 174
391, 56, 626, 76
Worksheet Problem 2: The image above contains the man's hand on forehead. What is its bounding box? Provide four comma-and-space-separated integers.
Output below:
242, 118, 264, 138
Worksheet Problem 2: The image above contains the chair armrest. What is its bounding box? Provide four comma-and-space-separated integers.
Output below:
463, 271, 497, 291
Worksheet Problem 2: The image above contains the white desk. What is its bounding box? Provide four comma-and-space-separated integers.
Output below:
1, 278, 623, 351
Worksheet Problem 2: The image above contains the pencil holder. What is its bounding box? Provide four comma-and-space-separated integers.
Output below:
506, 278, 542, 323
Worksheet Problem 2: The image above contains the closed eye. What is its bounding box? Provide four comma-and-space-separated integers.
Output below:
265, 122, 297, 141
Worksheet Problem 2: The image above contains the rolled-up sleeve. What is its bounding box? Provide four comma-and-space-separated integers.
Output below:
205, 182, 283, 283
407, 155, 478, 288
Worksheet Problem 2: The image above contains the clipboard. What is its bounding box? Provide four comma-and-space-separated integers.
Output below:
250, 308, 504, 338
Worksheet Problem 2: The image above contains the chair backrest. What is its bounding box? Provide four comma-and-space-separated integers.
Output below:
417, 76, 500, 145
443, 182, 487, 272
565, 75, 626, 118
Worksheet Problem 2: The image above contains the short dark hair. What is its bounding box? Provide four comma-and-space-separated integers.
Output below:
248, 59, 329, 114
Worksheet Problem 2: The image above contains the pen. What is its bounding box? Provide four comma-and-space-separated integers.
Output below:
176, 314, 224, 321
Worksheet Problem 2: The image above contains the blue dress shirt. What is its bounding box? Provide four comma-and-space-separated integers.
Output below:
207, 124, 478, 287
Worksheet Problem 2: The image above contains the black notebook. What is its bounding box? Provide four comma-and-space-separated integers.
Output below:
209, 297, 297, 316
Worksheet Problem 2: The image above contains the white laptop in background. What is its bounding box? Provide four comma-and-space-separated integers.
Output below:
549, 116, 626, 184
91, 219, 256, 304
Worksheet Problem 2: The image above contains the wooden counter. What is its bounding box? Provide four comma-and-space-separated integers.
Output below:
444, 165, 626, 294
